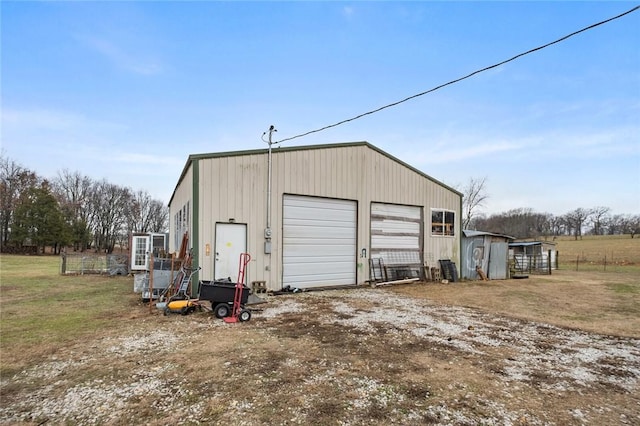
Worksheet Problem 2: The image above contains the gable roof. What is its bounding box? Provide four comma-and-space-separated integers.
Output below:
169, 141, 461, 205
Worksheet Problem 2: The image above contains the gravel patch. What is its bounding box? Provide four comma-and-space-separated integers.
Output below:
293, 289, 640, 392
2, 287, 639, 425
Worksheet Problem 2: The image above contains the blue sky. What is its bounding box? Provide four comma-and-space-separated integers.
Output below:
2, 1, 639, 216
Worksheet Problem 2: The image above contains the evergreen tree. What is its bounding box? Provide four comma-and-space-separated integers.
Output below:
12, 182, 70, 253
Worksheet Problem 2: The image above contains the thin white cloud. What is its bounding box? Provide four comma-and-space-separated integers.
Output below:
2, 107, 127, 133
412, 139, 522, 165
342, 6, 355, 19
527, 98, 640, 123
518, 126, 640, 160
77, 35, 162, 75
406, 122, 639, 167
3, 108, 86, 131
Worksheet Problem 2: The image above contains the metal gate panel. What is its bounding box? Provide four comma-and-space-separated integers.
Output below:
283, 195, 357, 289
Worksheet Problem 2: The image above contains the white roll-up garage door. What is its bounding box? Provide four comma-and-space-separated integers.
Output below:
283, 195, 357, 289
370, 203, 423, 280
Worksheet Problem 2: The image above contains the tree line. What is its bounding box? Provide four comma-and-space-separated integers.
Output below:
469, 207, 640, 240
0, 154, 168, 254
461, 177, 640, 240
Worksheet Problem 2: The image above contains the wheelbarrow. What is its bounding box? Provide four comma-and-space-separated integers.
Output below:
198, 278, 251, 321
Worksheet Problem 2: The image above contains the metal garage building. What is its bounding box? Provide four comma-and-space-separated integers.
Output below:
168, 142, 461, 294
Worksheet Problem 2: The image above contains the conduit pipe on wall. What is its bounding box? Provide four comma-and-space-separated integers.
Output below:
263, 125, 278, 254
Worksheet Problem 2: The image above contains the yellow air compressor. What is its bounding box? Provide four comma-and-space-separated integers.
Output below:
163, 299, 198, 316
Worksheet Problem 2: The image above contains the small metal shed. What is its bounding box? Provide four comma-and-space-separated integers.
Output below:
509, 241, 557, 274
461, 230, 515, 280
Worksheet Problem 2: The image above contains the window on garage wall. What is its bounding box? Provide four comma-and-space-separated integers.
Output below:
173, 201, 190, 248
431, 209, 455, 236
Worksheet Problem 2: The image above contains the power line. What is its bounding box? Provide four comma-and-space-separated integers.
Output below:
274, 5, 639, 145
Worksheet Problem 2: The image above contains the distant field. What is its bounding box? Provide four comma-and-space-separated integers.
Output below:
551, 234, 640, 271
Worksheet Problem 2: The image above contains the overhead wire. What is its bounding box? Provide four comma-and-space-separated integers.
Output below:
273, 5, 640, 145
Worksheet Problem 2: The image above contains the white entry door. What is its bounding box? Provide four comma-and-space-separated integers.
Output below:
214, 223, 247, 282
131, 235, 150, 271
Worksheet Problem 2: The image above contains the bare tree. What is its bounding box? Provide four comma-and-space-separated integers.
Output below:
461, 176, 489, 230
148, 199, 169, 233
621, 214, 640, 238
125, 190, 169, 235
607, 214, 623, 235
88, 180, 131, 253
531, 212, 552, 240
474, 207, 539, 239
564, 208, 591, 240
0, 154, 40, 251
547, 215, 565, 239
52, 169, 95, 251
589, 206, 611, 236
126, 190, 154, 234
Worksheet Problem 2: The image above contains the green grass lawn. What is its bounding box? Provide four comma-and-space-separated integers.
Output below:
0, 254, 138, 377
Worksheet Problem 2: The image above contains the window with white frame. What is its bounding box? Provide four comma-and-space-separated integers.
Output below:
431, 209, 455, 236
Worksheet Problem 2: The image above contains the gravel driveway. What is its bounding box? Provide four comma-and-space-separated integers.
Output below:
1, 287, 639, 425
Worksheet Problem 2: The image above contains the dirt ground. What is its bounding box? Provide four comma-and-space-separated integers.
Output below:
1, 271, 639, 425
394, 270, 640, 338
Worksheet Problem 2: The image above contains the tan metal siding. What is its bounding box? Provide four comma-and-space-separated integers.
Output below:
168, 165, 193, 253
189, 143, 460, 290
272, 145, 460, 277
198, 154, 267, 283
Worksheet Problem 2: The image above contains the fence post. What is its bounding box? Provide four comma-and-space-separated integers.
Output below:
531, 254, 535, 274
548, 250, 552, 275
576, 255, 579, 271
149, 252, 154, 313
61, 252, 66, 274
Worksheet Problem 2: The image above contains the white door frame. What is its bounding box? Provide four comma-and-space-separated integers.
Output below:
131, 235, 150, 271
214, 223, 248, 283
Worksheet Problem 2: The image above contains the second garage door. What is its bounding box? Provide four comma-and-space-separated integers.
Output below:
370, 202, 423, 280
283, 195, 357, 289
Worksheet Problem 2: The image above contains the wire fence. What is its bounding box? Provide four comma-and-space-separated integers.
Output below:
60, 253, 129, 276
559, 252, 638, 272
510, 254, 555, 275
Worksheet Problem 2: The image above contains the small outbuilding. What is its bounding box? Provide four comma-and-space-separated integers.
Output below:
509, 241, 557, 274
168, 142, 462, 294
461, 230, 515, 280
